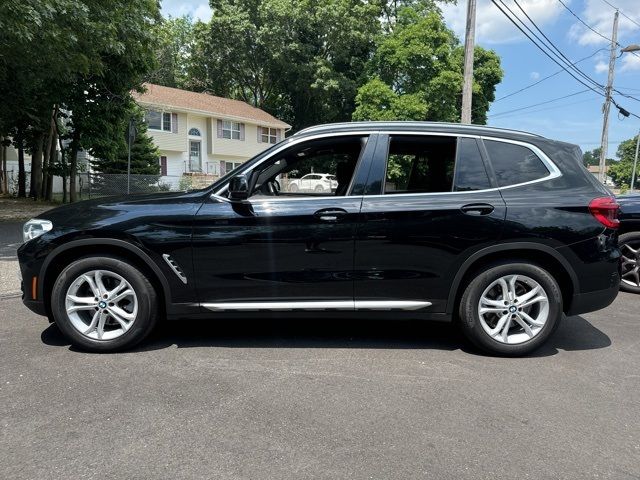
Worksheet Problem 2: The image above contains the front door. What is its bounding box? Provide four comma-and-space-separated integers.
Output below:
191, 134, 376, 310
355, 134, 506, 312
189, 140, 201, 172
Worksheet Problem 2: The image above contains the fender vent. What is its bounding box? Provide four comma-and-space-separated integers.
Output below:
162, 254, 187, 284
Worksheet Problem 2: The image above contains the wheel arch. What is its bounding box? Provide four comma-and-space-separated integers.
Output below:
40, 239, 171, 319
447, 243, 579, 315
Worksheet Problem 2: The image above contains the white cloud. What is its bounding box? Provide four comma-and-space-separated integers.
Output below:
530, 71, 540, 80
620, 53, 640, 72
442, 0, 565, 44
568, 0, 640, 46
193, 4, 213, 22
594, 60, 609, 73
161, 0, 211, 21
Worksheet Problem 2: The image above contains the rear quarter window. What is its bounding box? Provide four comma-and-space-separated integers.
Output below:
484, 139, 549, 187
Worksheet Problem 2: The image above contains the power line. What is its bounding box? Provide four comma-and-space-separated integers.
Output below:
494, 48, 607, 102
599, 0, 640, 29
489, 97, 600, 120
511, 0, 604, 90
490, 0, 605, 98
556, 0, 617, 45
489, 0, 640, 120
490, 89, 591, 117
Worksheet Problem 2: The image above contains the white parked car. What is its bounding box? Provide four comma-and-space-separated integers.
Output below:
288, 173, 337, 193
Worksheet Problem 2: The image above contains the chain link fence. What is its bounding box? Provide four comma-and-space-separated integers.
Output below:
1, 170, 216, 200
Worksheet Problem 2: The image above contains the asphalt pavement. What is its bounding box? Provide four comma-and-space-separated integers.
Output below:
1, 293, 639, 479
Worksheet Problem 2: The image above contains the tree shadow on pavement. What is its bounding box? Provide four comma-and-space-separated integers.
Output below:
41, 313, 611, 357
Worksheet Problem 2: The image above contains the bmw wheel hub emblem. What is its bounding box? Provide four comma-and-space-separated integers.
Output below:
98, 301, 107, 309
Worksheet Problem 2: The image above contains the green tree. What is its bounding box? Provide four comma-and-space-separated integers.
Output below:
92, 109, 159, 175
148, 15, 196, 88
353, 8, 502, 124
188, 0, 381, 130
0, 0, 160, 201
608, 136, 640, 188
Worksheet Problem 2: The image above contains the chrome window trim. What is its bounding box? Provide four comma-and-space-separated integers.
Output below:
212, 130, 562, 201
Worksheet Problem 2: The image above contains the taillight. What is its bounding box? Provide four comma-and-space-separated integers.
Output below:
588, 196, 620, 229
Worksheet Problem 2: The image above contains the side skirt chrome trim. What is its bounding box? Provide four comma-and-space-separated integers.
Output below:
200, 300, 432, 312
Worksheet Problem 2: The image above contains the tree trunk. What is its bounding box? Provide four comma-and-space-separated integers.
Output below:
58, 136, 67, 203
17, 129, 26, 198
29, 131, 44, 199
0, 137, 6, 194
46, 121, 58, 201
69, 129, 80, 202
41, 114, 55, 199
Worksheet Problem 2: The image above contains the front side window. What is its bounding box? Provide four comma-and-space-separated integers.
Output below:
223, 121, 241, 140
483, 139, 549, 187
247, 136, 367, 197
261, 127, 278, 144
146, 110, 172, 132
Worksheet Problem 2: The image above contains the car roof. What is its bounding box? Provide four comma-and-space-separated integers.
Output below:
294, 121, 544, 141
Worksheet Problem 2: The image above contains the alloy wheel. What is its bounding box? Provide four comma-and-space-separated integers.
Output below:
621, 241, 640, 288
478, 274, 549, 345
65, 270, 138, 340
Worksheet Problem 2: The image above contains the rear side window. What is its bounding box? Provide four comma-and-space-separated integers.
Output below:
384, 136, 457, 194
383, 136, 491, 194
453, 138, 491, 191
484, 139, 549, 187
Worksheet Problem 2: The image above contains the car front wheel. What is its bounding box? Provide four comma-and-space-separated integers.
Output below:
458, 262, 562, 356
51, 256, 159, 352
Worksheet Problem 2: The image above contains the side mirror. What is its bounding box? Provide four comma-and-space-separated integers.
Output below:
228, 175, 249, 201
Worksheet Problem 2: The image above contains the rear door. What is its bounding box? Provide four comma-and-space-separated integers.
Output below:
355, 133, 506, 312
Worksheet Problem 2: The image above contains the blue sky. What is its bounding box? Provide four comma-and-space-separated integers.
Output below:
160, 0, 640, 157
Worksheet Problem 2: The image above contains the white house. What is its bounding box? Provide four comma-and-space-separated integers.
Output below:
133, 83, 291, 188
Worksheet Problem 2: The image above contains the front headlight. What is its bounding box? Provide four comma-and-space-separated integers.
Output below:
23, 219, 53, 243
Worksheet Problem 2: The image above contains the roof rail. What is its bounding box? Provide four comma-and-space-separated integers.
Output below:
294, 121, 542, 138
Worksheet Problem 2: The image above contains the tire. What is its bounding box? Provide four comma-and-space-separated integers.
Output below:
51, 256, 159, 352
289, 183, 298, 192
314, 185, 324, 193
458, 261, 563, 356
619, 232, 640, 294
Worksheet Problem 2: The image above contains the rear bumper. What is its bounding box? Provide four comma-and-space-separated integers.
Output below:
567, 281, 619, 316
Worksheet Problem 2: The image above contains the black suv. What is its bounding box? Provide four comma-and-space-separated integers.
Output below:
18, 122, 621, 356
617, 194, 640, 293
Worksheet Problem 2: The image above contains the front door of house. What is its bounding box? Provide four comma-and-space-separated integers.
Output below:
189, 140, 202, 172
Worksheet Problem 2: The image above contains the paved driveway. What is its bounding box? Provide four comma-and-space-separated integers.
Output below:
1, 293, 639, 479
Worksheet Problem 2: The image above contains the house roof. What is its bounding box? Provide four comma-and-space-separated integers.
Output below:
134, 83, 290, 129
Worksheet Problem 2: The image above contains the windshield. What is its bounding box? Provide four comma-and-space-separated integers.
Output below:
206, 138, 293, 192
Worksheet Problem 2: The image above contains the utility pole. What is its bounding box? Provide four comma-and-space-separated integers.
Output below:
598, 10, 619, 184
632, 129, 640, 192
461, 0, 477, 124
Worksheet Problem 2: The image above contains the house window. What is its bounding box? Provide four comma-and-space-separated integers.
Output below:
260, 127, 278, 144
146, 110, 172, 132
222, 121, 242, 140
159, 156, 167, 176
220, 161, 243, 175
188, 128, 201, 136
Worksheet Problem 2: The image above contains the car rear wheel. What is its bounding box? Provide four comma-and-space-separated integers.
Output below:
619, 232, 640, 294
51, 256, 158, 352
289, 183, 298, 192
458, 262, 562, 356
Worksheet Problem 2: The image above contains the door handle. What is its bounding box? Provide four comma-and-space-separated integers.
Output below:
314, 208, 348, 222
461, 203, 495, 216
